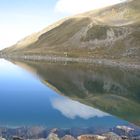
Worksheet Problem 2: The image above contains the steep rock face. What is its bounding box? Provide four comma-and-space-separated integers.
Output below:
2, 0, 140, 62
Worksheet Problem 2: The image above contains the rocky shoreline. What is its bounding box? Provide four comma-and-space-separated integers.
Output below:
0, 55, 140, 70
0, 125, 140, 140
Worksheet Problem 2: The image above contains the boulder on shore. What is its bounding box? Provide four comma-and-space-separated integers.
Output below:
77, 135, 106, 140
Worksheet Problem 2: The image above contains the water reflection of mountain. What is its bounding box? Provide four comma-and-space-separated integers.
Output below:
12, 60, 140, 125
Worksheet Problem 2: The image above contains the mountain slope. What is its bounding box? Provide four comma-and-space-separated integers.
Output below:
2, 0, 140, 62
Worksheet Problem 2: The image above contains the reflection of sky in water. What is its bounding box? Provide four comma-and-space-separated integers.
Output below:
0, 59, 129, 128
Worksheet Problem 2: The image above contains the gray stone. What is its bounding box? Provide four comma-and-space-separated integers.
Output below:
61, 135, 76, 140
77, 135, 106, 140
102, 132, 122, 140
0, 137, 6, 140
47, 133, 60, 140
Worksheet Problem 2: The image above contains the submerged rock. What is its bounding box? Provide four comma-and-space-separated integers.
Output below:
116, 126, 134, 133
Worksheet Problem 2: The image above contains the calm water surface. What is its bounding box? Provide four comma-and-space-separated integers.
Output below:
0, 59, 139, 129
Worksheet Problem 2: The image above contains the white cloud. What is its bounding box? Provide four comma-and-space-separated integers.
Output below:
55, 0, 127, 15
52, 98, 109, 119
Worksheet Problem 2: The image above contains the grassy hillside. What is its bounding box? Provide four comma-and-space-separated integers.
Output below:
2, 0, 140, 63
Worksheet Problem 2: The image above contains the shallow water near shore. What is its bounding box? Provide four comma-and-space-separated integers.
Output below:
0, 59, 140, 130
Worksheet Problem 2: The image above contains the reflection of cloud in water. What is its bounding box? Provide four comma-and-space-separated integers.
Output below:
52, 98, 110, 119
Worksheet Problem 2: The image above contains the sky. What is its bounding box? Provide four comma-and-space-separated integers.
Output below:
0, 0, 126, 50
